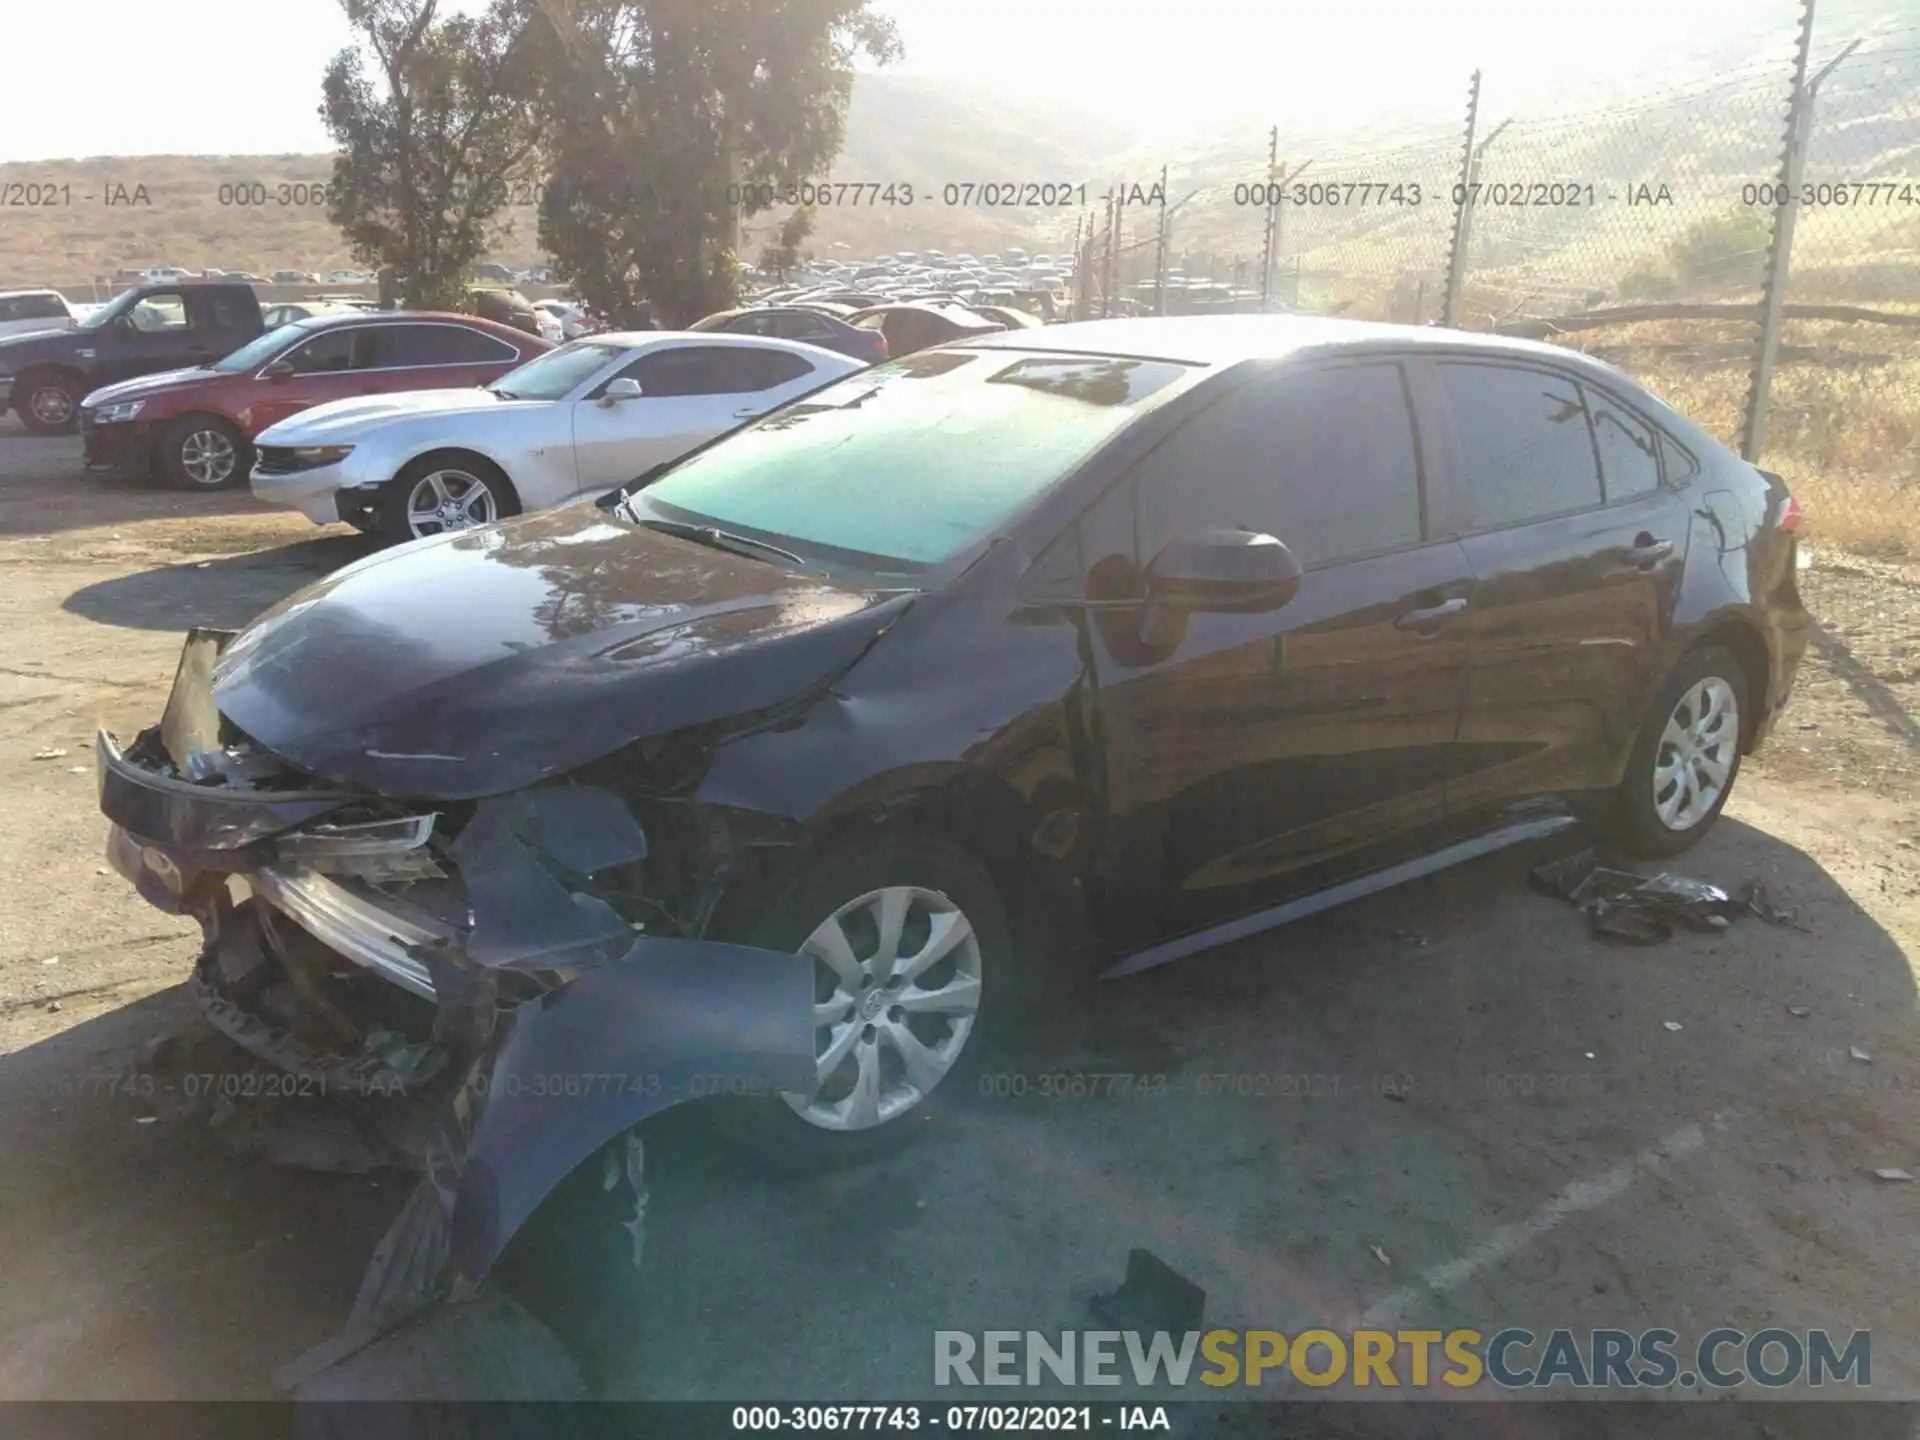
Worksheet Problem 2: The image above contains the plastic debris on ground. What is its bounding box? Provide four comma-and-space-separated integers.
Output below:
1872, 1168, 1914, 1183
1090, 1249, 1206, 1335
1529, 848, 1800, 944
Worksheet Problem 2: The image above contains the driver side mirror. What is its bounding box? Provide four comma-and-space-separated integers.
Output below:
1144, 528, 1302, 614
260, 360, 294, 382
602, 377, 643, 404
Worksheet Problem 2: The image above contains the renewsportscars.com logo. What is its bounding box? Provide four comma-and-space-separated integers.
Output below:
934, 1328, 1872, 1391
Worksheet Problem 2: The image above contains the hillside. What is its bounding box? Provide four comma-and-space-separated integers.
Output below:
0, 73, 1132, 289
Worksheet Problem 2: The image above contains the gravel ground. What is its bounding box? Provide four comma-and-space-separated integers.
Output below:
0, 419, 1914, 1432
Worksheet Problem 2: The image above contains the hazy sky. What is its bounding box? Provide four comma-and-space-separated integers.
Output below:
0, 0, 1867, 162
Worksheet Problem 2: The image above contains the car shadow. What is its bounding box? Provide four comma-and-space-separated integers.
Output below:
61, 536, 375, 632
0, 817, 1909, 1416
0, 419, 286, 540
1808, 618, 1920, 751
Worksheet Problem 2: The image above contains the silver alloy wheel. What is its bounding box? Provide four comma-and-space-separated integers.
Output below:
1652, 675, 1739, 831
405, 469, 498, 538
29, 384, 74, 427
178, 427, 237, 486
783, 884, 984, 1132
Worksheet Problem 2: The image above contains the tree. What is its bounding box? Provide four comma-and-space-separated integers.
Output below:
758, 205, 817, 281
322, 0, 540, 309
518, 0, 898, 328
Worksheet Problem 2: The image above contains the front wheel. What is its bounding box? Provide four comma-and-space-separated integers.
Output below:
1613, 644, 1749, 857
16, 372, 81, 435
714, 835, 1014, 1166
161, 415, 250, 490
382, 453, 516, 544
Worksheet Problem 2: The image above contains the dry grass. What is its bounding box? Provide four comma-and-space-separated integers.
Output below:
1563, 316, 1920, 559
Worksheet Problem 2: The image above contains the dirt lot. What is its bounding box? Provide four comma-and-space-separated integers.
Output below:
0, 416, 1915, 1424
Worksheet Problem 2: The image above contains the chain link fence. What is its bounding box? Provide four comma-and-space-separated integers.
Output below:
1068, 9, 1920, 556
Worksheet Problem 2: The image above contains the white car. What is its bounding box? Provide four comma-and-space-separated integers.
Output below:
250, 332, 863, 543
533, 298, 597, 340
0, 289, 78, 339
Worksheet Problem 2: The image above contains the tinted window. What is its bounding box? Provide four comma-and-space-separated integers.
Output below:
626, 345, 810, 396
727, 313, 780, 337
1658, 431, 1699, 485
0, 299, 15, 321
387, 323, 518, 366
209, 295, 250, 331
282, 328, 362, 375
771, 311, 835, 341
17, 293, 69, 319
1439, 362, 1601, 530
1584, 385, 1660, 500
1132, 364, 1423, 568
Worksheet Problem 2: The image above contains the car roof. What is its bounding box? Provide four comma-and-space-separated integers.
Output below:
964, 314, 1629, 374
583, 329, 862, 358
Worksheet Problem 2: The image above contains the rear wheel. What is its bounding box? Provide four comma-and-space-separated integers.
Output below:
160, 414, 250, 490
382, 452, 516, 544
1613, 644, 1748, 857
16, 371, 80, 435
713, 835, 1013, 1168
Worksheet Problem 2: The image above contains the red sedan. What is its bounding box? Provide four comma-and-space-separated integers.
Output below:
79, 311, 551, 490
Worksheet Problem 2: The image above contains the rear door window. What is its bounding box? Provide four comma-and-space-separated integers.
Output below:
1583, 385, 1661, 501
387, 323, 519, 366
1437, 361, 1602, 531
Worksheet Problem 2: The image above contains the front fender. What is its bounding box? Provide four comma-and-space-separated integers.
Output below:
447, 935, 815, 1283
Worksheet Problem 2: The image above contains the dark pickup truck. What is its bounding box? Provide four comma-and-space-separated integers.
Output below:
0, 281, 265, 434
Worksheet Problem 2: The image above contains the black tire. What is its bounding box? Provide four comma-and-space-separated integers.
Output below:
381, 451, 518, 545
1612, 643, 1749, 857
160, 413, 250, 490
292, 1292, 586, 1422
709, 834, 1017, 1170
15, 370, 81, 435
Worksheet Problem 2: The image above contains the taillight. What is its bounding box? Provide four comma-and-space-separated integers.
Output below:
1778, 495, 1804, 532
872, 335, 889, 361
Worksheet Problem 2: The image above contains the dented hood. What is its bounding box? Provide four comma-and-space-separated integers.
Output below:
210, 503, 911, 799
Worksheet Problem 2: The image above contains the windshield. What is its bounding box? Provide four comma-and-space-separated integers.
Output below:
630, 349, 1193, 573
212, 322, 311, 373
486, 340, 623, 401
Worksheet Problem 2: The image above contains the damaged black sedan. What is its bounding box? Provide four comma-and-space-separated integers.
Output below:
96, 315, 1808, 1394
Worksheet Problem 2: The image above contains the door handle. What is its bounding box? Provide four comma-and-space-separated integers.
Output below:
1394, 597, 1468, 630
1622, 534, 1674, 568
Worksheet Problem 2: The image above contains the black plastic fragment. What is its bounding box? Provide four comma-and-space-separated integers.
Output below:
1089, 1249, 1206, 1335
1529, 847, 1739, 944
451, 794, 636, 971
498, 785, 649, 878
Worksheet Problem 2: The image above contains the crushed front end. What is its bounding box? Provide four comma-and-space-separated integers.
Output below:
97, 629, 817, 1386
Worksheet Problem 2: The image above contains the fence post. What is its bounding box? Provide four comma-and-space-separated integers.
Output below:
1441, 69, 1483, 328
1154, 164, 1170, 316
1260, 127, 1279, 309
1742, 0, 1821, 462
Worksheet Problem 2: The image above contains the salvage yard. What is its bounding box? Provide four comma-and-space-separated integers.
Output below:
0, 414, 1917, 1422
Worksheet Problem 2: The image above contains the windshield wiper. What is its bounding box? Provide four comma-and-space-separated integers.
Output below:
491, 388, 517, 399
637, 517, 811, 570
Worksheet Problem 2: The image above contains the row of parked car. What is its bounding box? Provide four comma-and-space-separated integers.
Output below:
0, 276, 1058, 543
